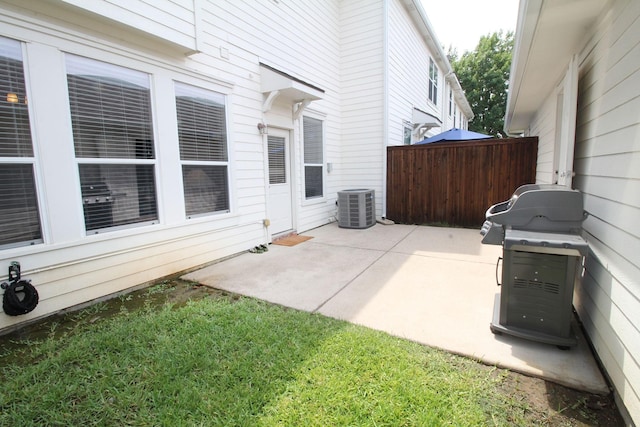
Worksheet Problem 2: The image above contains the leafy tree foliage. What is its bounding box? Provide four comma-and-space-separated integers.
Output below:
449, 31, 514, 137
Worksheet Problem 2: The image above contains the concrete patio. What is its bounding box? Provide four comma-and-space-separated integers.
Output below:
183, 222, 609, 394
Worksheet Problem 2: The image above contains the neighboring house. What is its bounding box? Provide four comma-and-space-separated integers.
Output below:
505, 0, 640, 424
0, 0, 471, 331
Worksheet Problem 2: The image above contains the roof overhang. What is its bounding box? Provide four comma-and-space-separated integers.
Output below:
260, 63, 324, 117
504, 0, 606, 134
445, 73, 474, 120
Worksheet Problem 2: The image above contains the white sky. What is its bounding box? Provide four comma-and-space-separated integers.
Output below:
420, 0, 520, 54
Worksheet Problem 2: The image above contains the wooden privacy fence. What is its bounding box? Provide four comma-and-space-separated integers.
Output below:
386, 137, 538, 227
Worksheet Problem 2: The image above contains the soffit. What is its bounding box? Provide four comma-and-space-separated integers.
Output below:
505, 0, 606, 134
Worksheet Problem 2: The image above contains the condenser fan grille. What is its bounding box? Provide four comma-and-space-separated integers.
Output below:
338, 189, 375, 229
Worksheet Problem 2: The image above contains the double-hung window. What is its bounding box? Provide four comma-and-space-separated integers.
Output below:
175, 82, 229, 218
66, 55, 158, 233
428, 58, 438, 105
0, 36, 42, 248
303, 116, 323, 199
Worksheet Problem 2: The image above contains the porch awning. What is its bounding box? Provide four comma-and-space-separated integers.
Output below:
260, 63, 324, 116
412, 108, 441, 137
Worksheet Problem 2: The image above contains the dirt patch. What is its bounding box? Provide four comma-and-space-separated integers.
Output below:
0, 278, 625, 426
495, 367, 623, 426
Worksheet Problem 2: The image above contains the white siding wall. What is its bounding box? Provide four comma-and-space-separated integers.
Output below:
573, 1, 640, 422
529, 93, 558, 184
339, 0, 385, 212
60, 0, 199, 52
3, 0, 198, 54
528, 0, 640, 424
386, 0, 442, 145
387, 0, 437, 147
0, 0, 342, 331
527, 0, 640, 422
201, 0, 342, 233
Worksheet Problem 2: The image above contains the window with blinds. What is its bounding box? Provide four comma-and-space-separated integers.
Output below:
303, 116, 323, 199
175, 82, 230, 218
268, 136, 286, 185
0, 36, 42, 248
66, 54, 158, 232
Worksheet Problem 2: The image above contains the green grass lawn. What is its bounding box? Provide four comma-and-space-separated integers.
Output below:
0, 286, 528, 426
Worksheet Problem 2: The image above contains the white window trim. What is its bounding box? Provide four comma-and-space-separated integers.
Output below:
300, 111, 326, 206
428, 57, 439, 106
174, 81, 232, 220
0, 37, 45, 249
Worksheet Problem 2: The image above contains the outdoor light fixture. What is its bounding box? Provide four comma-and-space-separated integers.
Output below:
257, 122, 268, 135
6, 92, 18, 103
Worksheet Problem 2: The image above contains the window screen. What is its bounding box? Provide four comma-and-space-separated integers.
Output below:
175, 82, 229, 217
0, 36, 42, 248
67, 54, 158, 232
303, 116, 323, 199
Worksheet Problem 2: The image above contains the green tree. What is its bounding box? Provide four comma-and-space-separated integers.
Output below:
450, 31, 514, 137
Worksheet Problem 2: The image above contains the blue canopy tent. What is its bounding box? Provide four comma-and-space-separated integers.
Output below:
416, 127, 492, 144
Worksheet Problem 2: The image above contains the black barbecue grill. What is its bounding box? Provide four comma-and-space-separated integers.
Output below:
81, 182, 114, 231
480, 184, 588, 348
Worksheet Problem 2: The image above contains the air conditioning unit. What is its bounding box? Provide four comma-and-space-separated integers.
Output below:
338, 189, 375, 229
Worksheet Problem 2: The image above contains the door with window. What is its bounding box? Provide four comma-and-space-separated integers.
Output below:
267, 129, 293, 235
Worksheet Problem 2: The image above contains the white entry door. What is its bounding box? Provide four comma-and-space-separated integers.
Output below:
267, 129, 293, 234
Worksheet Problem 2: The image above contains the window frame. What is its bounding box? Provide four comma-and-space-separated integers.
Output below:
174, 81, 231, 219
0, 36, 44, 249
65, 53, 159, 235
302, 115, 324, 201
428, 57, 438, 105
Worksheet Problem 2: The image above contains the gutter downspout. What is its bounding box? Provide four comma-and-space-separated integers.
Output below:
381, 0, 389, 219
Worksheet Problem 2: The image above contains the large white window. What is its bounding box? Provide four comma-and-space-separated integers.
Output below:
175, 82, 229, 218
428, 58, 438, 105
0, 37, 42, 249
66, 54, 158, 233
303, 116, 323, 199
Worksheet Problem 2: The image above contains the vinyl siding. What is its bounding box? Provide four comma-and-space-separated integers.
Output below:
0, 0, 342, 330
524, 1, 640, 421
573, 0, 640, 422
529, 94, 557, 184
59, 0, 198, 51
340, 0, 385, 206
201, 0, 342, 233
387, 0, 440, 144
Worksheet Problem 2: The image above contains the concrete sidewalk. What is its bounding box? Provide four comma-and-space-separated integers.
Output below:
182, 222, 608, 394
